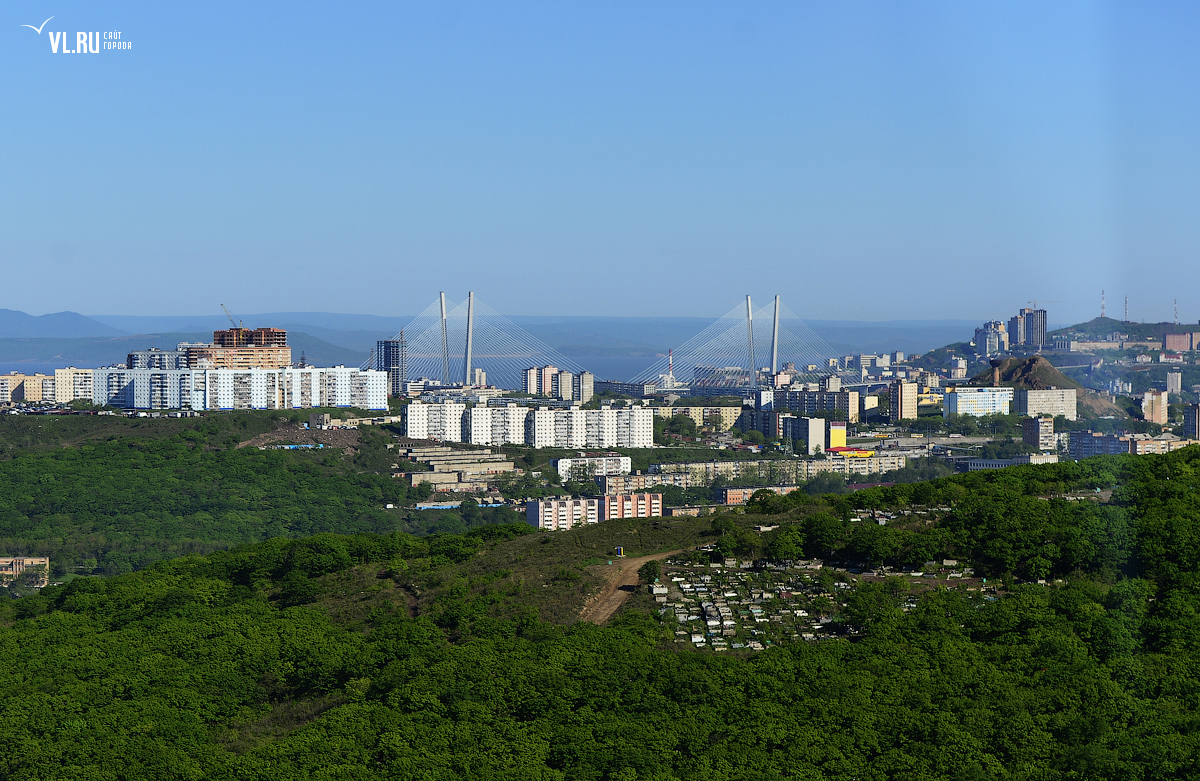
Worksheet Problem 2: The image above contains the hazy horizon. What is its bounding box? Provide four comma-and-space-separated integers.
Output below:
4, 2, 1200, 323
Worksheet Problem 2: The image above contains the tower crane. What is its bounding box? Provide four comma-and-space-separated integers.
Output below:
1027, 299, 1061, 310
220, 304, 243, 329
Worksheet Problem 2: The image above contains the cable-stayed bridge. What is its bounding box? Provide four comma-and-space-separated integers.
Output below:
379, 293, 848, 392
376, 293, 586, 390
628, 296, 853, 390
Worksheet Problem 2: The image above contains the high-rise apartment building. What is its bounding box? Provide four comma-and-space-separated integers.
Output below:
1022, 416, 1056, 451
888, 381, 918, 422
54, 367, 93, 403
1183, 404, 1200, 440
1167, 372, 1183, 395
1010, 308, 1047, 348
1141, 390, 1169, 424
974, 321, 1009, 356
376, 338, 408, 396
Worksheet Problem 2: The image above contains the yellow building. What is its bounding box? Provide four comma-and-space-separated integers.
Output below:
0, 373, 53, 403
653, 406, 742, 431
54, 367, 94, 403
828, 421, 847, 449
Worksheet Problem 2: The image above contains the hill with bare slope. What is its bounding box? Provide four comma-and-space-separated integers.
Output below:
969, 356, 1126, 418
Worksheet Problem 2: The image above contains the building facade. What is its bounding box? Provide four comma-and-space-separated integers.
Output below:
54, 367, 93, 403
404, 402, 654, 448
526, 497, 601, 530
944, 386, 1014, 418
1014, 388, 1077, 421
553, 454, 633, 480
1022, 416, 1056, 451
600, 493, 663, 520
91, 367, 387, 411
1142, 390, 1169, 425
889, 381, 918, 422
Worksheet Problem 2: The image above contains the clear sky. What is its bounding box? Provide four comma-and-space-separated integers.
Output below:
2, 1, 1199, 324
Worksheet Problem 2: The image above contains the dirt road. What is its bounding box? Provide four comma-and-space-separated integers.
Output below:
579, 549, 688, 625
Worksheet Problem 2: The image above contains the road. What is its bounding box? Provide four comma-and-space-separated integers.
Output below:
578, 548, 689, 625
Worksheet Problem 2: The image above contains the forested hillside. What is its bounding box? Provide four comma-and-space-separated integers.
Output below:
1, 448, 1200, 778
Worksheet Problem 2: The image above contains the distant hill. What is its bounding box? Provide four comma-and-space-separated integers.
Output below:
0, 310, 125, 339
969, 356, 1126, 419
1051, 316, 1200, 342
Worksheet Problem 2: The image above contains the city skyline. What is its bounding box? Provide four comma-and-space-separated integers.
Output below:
4, 2, 1200, 323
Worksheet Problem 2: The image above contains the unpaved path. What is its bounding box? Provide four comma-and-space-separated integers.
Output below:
579, 549, 689, 625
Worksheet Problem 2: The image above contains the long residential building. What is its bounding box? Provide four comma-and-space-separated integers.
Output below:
653, 406, 743, 431
757, 389, 860, 423
526, 492, 664, 530
90, 367, 387, 411
0, 372, 54, 403
403, 401, 654, 449
596, 472, 692, 494
553, 453, 632, 480
944, 386, 1014, 418
650, 454, 908, 482
1069, 430, 1200, 459
1014, 388, 1077, 421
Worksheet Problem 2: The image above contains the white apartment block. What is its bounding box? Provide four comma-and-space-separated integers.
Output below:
527, 497, 601, 530
944, 386, 1014, 418
91, 368, 387, 411
553, 453, 633, 480
1014, 388, 1077, 421
403, 402, 653, 448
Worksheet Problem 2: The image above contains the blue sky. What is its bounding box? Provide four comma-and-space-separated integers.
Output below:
2, 1, 1198, 324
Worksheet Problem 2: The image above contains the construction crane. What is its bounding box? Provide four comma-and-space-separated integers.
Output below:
220, 304, 243, 329
1027, 299, 1061, 310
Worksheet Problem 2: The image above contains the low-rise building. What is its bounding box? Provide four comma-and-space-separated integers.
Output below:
0, 556, 50, 587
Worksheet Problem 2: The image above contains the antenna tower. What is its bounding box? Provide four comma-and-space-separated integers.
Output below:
1175, 299, 1179, 325
1101, 290, 1105, 319
1124, 296, 1128, 322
